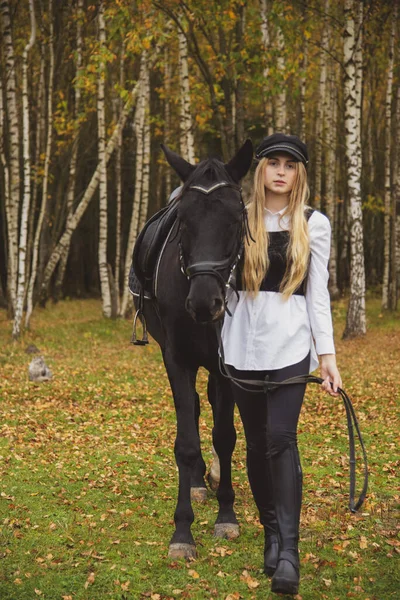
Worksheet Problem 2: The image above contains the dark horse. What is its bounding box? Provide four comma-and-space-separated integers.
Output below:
133, 140, 253, 559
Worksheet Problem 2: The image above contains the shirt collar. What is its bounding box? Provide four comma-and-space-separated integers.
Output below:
264, 205, 288, 216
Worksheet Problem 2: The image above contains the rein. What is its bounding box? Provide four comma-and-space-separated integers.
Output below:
216, 325, 368, 514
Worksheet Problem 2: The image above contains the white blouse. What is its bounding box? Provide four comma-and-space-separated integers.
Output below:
221, 206, 336, 373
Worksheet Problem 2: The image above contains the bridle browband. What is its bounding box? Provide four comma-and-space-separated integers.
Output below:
177, 179, 253, 314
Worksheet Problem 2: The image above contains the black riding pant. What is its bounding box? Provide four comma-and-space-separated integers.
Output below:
229, 352, 310, 526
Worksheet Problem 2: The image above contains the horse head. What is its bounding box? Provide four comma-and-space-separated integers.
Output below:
161, 139, 253, 324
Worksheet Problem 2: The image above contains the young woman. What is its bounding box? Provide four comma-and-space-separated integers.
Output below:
221, 133, 342, 595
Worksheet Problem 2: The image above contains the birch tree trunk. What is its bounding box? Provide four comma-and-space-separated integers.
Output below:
382, 11, 396, 310
97, 1, 112, 318
325, 63, 340, 299
178, 26, 195, 163
119, 55, 146, 318
0, 74, 11, 307
54, 0, 83, 301
164, 46, 172, 198
259, 0, 273, 134
12, 0, 36, 339
314, 0, 329, 211
26, 0, 54, 328
275, 18, 287, 132
114, 40, 125, 315
393, 81, 400, 309
138, 62, 151, 234
300, 2, 308, 141
26, 48, 46, 297
39, 40, 165, 306
0, 0, 20, 313
342, 0, 366, 338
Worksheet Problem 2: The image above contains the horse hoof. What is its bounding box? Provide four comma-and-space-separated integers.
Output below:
207, 472, 219, 492
168, 543, 197, 560
214, 523, 240, 539
191, 487, 207, 503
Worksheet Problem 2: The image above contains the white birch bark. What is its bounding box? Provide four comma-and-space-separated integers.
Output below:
55, 0, 84, 299
343, 0, 366, 338
314, 0, 329, 211
119, 56, 146, 318
325, 63, 340, 299
0, 0, 20, 312
275, 20, 286, 132
178, 27, 195, 163
260, 0, 273, 135
39, 38, 166, 304
12, 0, 36, 339
382, 12, 396, 309
26, 0, 54, 328
97, 1, 112, 318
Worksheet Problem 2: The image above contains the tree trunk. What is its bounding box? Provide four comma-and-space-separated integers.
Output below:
342, 0, 366, 338
0, 0, 20, 313
26, 0, 54, 328
97, 1, 112, 318
178, 26, 195, 163
393, 81, 400, 309
12, 0, 36, 339
114, 40, 125, 316
382, 10, 396, 309
260, 0, 273, 134
119, 55, 147, 318
325, 63, 340, 299
138, 61, 151, 234
275, 17, 286, 132
38, 40, 165, 306
0, 70, 11, 311
314, 0, 329, 211
54, 0, 84, 302
164, 45, 172, 198
300, 1, 308, 141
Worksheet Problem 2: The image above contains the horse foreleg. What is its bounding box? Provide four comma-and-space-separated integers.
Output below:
208, 374, 239, 539
164, 353, 200, 559
190, 391, 208, 503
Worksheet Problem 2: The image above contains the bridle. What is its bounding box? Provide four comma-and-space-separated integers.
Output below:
177, 180, 253, 315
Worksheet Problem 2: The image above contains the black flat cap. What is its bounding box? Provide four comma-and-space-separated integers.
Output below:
255, 133, 309, 167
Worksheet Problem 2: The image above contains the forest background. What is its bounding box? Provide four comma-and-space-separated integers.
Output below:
0, 0, 399, 336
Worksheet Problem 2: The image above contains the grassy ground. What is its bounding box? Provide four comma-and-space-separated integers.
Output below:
0, 296, 399, 600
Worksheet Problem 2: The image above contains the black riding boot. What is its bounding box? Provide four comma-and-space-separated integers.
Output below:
270, 442, 302, 596
246, 447, 279, 576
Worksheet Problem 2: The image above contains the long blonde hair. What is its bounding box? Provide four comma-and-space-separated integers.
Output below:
242, 157, 310, 299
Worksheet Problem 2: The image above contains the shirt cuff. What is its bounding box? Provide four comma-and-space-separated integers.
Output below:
315, 335, 336, 356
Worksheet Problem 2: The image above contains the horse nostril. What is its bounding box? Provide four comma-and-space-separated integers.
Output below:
213, 297, 223, 313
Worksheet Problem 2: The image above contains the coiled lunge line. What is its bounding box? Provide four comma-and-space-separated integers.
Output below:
216, 325, 368, 514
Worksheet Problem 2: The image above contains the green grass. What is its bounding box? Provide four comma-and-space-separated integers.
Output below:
0, 298, 399, 599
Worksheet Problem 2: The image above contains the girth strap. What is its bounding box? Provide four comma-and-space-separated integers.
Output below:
216, 326, 368, 514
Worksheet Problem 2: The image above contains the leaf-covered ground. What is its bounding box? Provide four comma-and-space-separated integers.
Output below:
0, 297, 399, 600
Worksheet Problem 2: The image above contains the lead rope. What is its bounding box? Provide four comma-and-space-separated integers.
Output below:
216, 324, 368, 513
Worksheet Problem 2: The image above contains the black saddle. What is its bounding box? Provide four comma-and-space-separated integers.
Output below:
129, 189, 181, 299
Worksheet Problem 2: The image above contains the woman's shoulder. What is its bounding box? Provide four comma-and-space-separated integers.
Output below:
305, 206, 331, 230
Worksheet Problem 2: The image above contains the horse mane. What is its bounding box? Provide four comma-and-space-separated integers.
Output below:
181, 157, 233, 194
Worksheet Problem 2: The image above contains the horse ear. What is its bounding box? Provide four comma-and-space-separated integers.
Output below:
161, 144, 196, 182
225, 138, 254, 182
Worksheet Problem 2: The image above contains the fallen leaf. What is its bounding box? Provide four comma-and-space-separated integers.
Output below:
188, 569, 200, 579
84, 572, 95, 588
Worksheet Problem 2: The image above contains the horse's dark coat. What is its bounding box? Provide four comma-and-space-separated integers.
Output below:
133, 140, 253, 557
